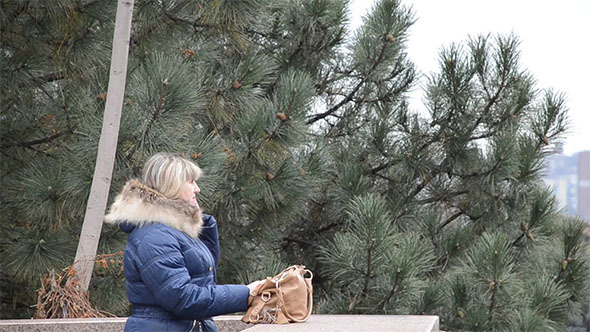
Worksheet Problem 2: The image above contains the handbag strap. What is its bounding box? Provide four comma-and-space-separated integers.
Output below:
248, 289, 289, 324
248, 297, 267, 323
276, 268, 313, 323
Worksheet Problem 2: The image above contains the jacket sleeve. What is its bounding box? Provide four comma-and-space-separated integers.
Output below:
200, 214, 220, 267
136, 228, 249, 319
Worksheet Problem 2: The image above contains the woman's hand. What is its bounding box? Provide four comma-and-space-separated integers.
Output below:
246, 279, 265, 295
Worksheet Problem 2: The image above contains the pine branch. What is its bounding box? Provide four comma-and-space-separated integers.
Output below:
424, 43, 511, 162
439, 205, 486, 232
468, 94, 527, 141
326, 117, 368, 139
488, 286, 498, 324
307, 77, 364, 124
245, 28, 268, 38
281, 237, 316, 247
377, 268, 402, 312
307, 37, 391, 124
448, 157, 503, 178
0, 150, 24, 177
399, 168, 441, 208
418, 190, 468, 205
36, 71, 66, 82
512, 218, 537, 247
2, 129, 73, 149
368, 157, 402, 174
126, 79, 169, 161
373, 172, 396, 182
466, 59, 509, 136
439, 253, 451, 272
349, 238, 375, 311
265, 89, 296, 141
511, 232, 526, 247
487, 269, 498, 324
371, 139, 390, 159
352, 62, 413, 105
78, 0, 102, 11
315, 66, 358, 95
437, 211, 463, 232
315, 222, 341, 234
363, 239, 374, 297
130, 0, 195, 49
160, 0, 213, 30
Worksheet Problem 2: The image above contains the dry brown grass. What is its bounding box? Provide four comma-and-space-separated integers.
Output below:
34, 252, 123, 318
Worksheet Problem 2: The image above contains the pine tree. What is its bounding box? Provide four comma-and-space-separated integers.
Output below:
308, 2, 590, 331
1, 0, 588, 330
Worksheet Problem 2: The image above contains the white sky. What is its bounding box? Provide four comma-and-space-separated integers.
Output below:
349, 0, 589, 155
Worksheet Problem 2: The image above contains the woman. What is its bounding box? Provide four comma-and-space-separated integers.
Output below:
105, 152, 262, 332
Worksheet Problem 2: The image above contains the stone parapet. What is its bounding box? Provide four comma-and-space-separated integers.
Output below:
0, 315, 439, 332
242, 315, 440, 332
0, 318, 127, 332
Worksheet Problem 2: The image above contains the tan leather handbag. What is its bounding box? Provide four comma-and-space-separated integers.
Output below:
242, 265, 313, 324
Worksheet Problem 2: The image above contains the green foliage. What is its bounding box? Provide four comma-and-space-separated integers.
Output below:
319, 194, 435, 314
444, 233, 520, 331
1, 0, 588, 330
3, 229, 75, 283
89, 253, 128, 316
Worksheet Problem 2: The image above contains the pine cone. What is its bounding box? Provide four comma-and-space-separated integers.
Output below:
232, 80, 242, 89
182, 49, 196, 58
276, 112, 287, 121
520, 220, 527, 233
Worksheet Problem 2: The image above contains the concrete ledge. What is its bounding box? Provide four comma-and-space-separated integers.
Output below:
0, 318, 128, 332
243, 315, 440, 332
0, 316, 249, 332
0, 315, 439, 332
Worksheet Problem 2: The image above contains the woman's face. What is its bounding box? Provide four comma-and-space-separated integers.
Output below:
178, 179, 200, 207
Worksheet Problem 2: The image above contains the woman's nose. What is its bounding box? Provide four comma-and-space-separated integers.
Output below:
193, 183, 201, 194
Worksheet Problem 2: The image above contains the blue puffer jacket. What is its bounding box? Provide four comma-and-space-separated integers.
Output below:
104, 180, 250, 332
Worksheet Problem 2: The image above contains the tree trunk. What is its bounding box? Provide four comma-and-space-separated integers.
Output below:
73, 0, 134, 291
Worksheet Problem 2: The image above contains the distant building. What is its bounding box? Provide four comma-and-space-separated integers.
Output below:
578, 151, 590, 220
543, 151, 578, 216
542, 149, 589, 221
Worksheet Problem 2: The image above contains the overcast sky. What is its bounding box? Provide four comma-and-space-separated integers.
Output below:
349, 0, 589, 155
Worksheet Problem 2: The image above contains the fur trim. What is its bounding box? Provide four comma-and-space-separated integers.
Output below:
104, 179, 203, 238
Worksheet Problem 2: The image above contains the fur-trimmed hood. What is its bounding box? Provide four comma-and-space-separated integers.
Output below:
104, 179, 203, 238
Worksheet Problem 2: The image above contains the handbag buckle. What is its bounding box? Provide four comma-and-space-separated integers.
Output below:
249, 313, 260, 322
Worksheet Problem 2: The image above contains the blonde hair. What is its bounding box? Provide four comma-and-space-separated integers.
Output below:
142, 153, 202, 199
